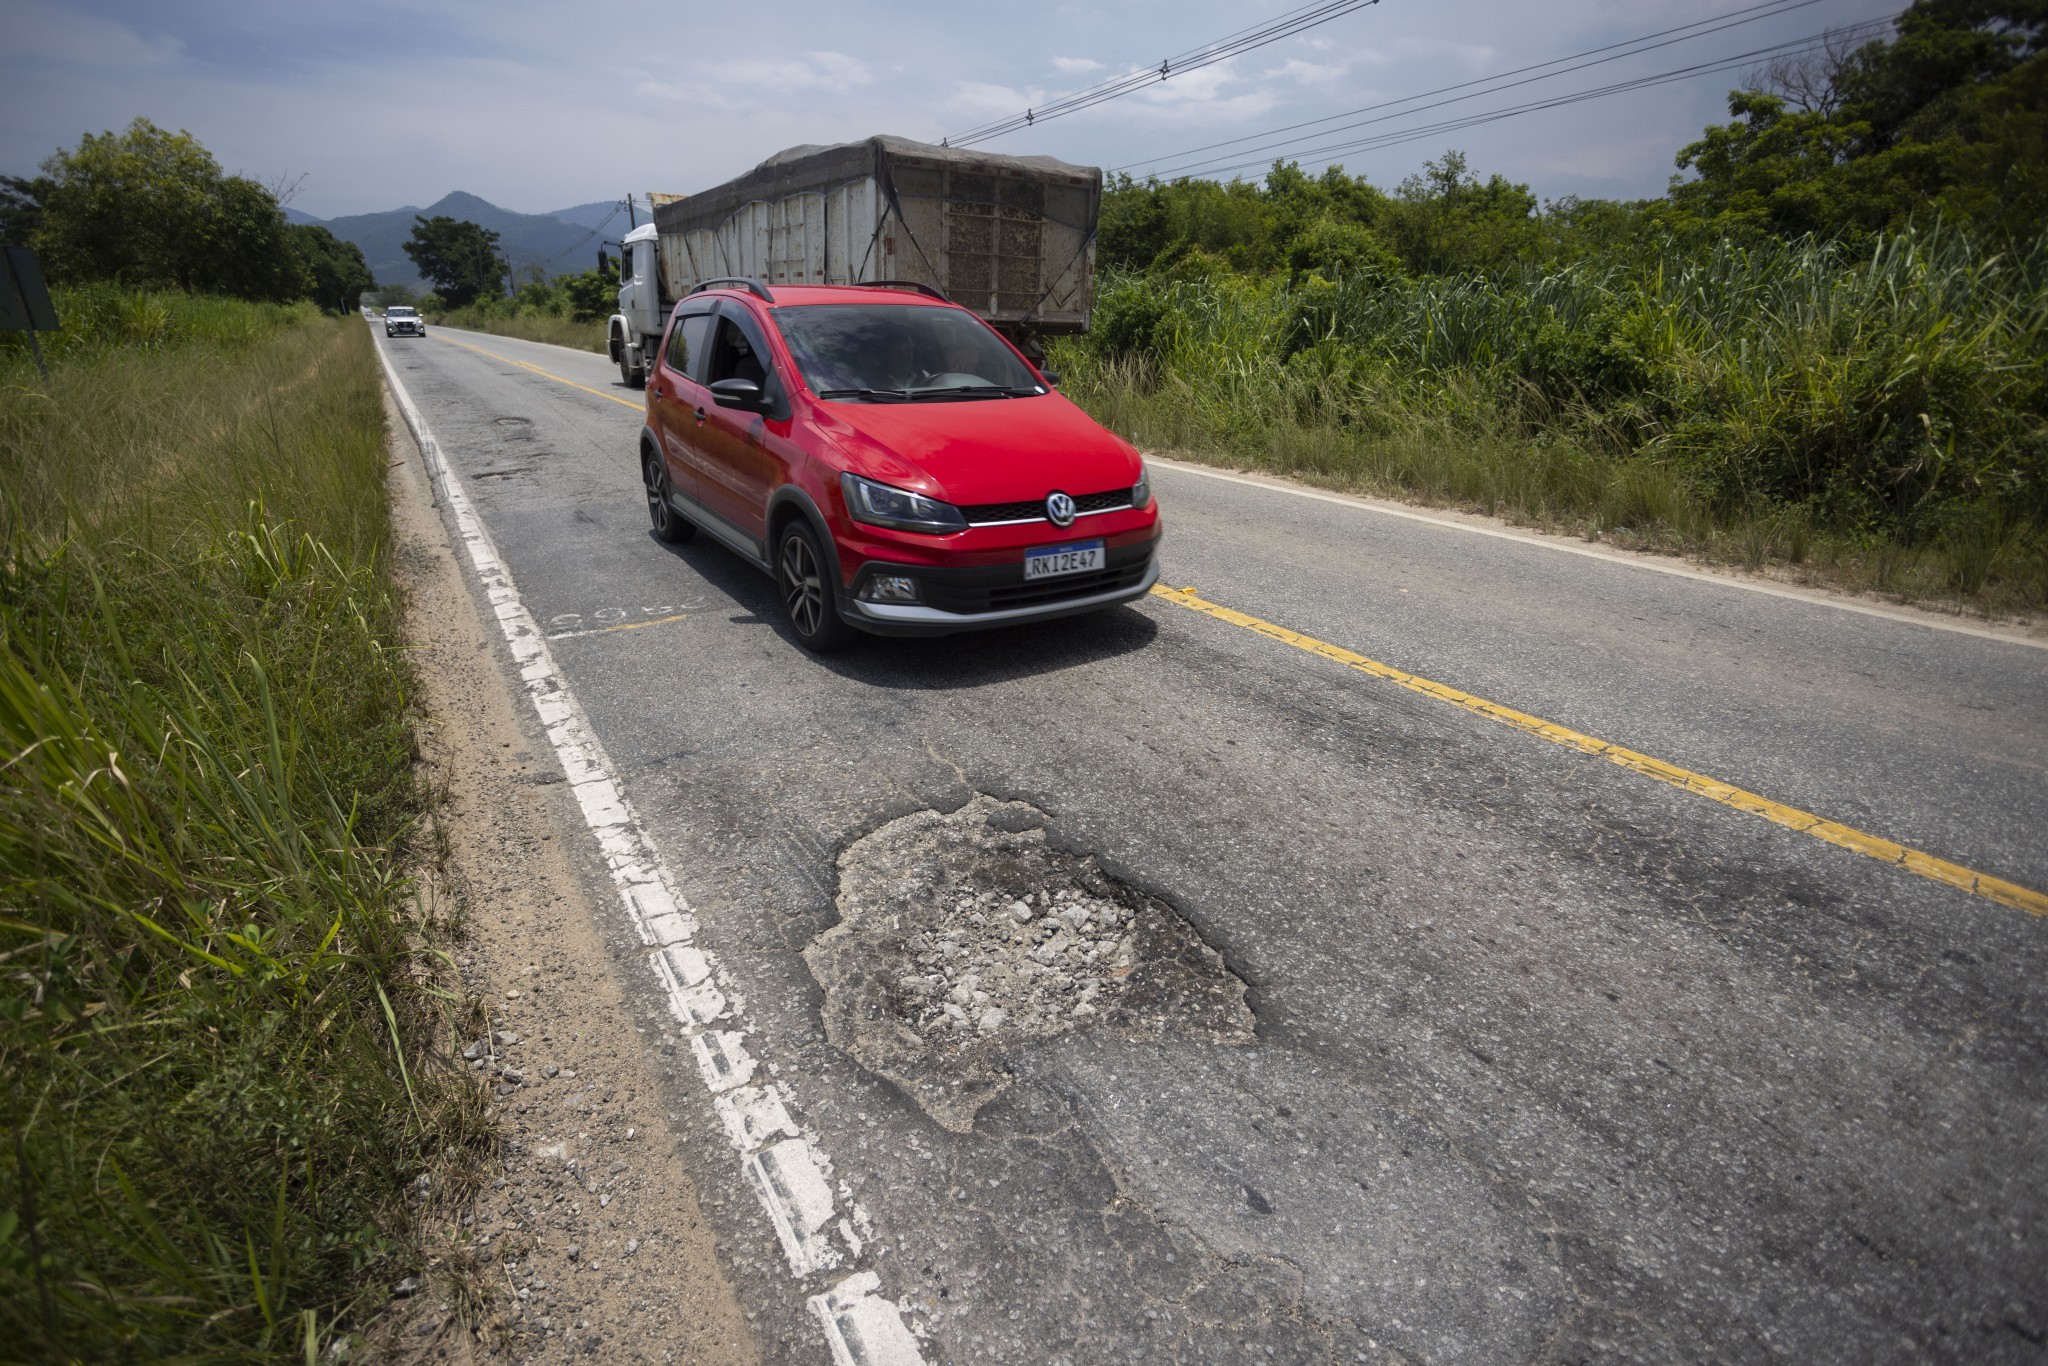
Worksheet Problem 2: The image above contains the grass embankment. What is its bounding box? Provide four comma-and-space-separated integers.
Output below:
429, 305, 604, 355
1053, 226, 2048, 614
0, 286, 484, 1359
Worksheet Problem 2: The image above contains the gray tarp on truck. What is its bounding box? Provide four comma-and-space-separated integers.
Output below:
649, 135, 1100, 337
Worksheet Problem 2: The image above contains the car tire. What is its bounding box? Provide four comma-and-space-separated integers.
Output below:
643, 449, 695, 544
776, 519, 854, 652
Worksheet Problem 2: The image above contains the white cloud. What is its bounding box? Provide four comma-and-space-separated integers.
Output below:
6, 1, 184, 70
1, 0, 1905, 216
1264, 58, 1352, 87
945, 81, 1048, 118
796, 50, 874, 90
633, 50, 872, 112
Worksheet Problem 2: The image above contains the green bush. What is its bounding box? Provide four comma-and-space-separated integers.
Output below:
1055, 222, 2047, 609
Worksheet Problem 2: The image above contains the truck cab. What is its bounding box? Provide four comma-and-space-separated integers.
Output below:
608, 222, 665, 388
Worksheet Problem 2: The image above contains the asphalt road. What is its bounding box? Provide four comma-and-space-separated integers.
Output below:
382, 325, 2047, 1365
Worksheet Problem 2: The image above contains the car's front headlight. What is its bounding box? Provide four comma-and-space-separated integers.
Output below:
841, 473, 967, 534
1130, 459, 1150, 509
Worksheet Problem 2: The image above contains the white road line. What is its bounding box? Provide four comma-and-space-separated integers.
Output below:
374, 337, 927, 1366
1149, 456, 2048, 651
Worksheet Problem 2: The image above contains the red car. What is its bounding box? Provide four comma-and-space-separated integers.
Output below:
638, 278, 1160, 650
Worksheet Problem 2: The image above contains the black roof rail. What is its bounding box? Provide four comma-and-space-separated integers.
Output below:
852, 279, 949, 302
690, 276, 776, 302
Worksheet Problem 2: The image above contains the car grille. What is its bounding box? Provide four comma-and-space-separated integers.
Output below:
962, 487, 1135, 526
921, 558, 1151, 615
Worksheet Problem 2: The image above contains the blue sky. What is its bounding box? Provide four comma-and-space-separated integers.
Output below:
1, 0, 1903, 219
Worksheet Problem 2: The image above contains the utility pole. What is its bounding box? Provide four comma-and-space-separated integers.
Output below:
626, 194, 637, 229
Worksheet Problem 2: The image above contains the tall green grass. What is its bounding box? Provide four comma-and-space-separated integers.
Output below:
430, 305, 605, 355
0, 293, 482, 1359
1054, 225, 2048, 611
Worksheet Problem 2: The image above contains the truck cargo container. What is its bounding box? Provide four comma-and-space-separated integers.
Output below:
608, 135, 1100, 387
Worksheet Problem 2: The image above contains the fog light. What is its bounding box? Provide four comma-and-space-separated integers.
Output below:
861, 574, 921, 603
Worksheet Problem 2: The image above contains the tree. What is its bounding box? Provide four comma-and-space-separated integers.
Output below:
1099, 173, 1173, 271
290, 224, 376, 313
1667, 1, 2048, 241
403, 216, 506, 308
1382, 151, 1540, 276
31, 117, 303, 300
559, 257, 618, 321
1667, 92, 1866, 239
0, 175, 50, 246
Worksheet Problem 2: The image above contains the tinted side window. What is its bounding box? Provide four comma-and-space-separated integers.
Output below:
665, 312, 712, 379
705, 319, 760, 386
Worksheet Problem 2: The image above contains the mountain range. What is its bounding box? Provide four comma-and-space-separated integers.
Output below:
286, 192, 634, 289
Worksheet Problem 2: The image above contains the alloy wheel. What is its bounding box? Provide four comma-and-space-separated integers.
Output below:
781, 533, 826, 638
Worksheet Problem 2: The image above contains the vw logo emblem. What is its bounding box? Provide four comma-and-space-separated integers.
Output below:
1046, 491, 1077, 527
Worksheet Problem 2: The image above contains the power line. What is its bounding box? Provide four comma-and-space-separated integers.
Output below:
1117, 0, 1831, 176
537, 203, 626, 270
1165, 22, 1896, 181
1132, 16, 1898, 183
944, 0, 1384, 149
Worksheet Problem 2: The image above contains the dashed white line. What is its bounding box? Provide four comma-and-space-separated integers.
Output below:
375, 337, 927, 1365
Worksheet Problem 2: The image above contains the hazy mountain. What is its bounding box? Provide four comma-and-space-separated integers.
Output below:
318, 191, 600, 288
548, 199, 631, 233
281, 206, 327, 226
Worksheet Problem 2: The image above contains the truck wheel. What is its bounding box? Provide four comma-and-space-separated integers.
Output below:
643, 450, 694, 544
776, 520, 854, 652
620, 343, 645, 389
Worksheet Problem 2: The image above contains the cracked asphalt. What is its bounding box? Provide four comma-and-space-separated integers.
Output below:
384, 325, 2047, 1364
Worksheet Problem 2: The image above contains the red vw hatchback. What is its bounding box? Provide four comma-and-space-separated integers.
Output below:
638, 278, 1160, 650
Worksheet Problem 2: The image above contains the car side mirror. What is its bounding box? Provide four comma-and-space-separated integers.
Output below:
710, 378, 765, 410
1039, 370, 1061, 388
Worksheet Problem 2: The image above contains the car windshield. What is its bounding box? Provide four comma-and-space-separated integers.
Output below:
388, 308, 415, 318
772, 304, 1042, 401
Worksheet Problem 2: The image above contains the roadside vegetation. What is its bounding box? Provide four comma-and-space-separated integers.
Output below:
426, 264, 612, 355
1052, 1, 2047, 613
3, 118, 375, 312
0, 283, 485, 1356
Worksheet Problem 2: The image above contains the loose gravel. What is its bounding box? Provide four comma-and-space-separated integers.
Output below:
805, 795, 1254, 1131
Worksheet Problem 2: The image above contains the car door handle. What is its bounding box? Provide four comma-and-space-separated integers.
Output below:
694, 407, 706, 426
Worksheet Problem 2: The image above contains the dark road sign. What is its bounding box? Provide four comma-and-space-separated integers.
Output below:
1, 246, 58, 332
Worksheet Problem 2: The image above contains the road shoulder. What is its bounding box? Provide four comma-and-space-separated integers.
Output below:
386, 390, 761, 1365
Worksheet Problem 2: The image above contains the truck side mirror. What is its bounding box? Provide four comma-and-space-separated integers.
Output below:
710, 378, 765, 410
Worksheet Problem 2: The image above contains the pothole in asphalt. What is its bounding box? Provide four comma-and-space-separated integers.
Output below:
804, 795, 1255, 1132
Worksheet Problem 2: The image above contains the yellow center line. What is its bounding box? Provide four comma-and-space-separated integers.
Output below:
1149, 584, 2048, 918
547, 612, 691, 641
431, 333, 644, 411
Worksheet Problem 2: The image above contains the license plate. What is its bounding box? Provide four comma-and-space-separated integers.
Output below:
1024, 539, 1104, 580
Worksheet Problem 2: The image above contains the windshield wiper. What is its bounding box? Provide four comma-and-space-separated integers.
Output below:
904, 384, 1042, 400
816, 387, 913, 402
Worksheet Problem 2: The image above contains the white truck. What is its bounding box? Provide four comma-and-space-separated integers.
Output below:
607, 134, 1101, 388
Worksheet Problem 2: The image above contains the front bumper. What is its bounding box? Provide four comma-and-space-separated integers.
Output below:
386, 324, 424, 336
841, 535, 1160, 636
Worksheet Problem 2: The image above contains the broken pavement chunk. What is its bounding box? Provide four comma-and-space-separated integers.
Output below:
803, 795, 1254, 1132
